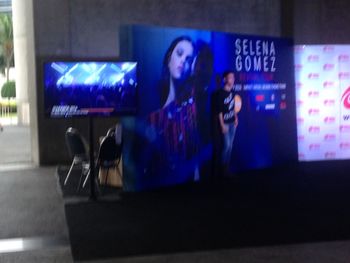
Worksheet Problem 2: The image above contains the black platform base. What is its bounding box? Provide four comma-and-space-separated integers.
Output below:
64, 161, 350, 261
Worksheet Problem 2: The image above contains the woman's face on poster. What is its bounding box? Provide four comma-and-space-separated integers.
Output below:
168, 40, 194, 80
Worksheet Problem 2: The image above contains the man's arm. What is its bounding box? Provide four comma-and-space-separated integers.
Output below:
219, 112, 228, 134
234, 112, 238, 127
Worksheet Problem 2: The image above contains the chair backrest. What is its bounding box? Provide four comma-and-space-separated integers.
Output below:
98, 135, 119, 163
106, 123, 123, 145
106, 127, 115, 137
65, 127, 88, 159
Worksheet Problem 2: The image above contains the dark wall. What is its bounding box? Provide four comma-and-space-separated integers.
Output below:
37, 0, 350, 165
33, 0, 286, 164
294, 0, 350, 44
36, 0, 350, 165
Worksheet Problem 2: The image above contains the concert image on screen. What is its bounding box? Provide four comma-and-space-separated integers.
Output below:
43, 61, 137, 117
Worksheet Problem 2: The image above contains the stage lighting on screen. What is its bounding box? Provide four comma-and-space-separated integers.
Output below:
43, 61, 138, 117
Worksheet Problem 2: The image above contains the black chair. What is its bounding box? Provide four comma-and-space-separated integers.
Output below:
64, 127, 90, 190
107, 123, 123, 145
96, 133, 123, 186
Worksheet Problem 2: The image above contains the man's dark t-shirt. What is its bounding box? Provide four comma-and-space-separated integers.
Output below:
216, 89, 235, 124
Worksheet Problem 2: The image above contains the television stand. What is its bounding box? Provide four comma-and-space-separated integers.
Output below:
88, 116, 97, 200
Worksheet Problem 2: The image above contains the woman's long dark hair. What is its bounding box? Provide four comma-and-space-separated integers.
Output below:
159, 36, 195, 107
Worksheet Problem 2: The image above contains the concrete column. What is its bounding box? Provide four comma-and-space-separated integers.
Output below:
12, 0, 38, 164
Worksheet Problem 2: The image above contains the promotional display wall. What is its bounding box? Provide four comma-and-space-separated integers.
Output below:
122, 25, 297, 191
295, 45, 350, 161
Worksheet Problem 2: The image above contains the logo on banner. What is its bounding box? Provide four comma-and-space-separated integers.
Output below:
308, 91, 319, 98
296, 100, 304, 107
308, 108, 320, 116
341, 87, 350, 109
323, 64, 335, 71
324, 99, 335, 106
338, 54, 350, 62
307, 55, 319, 62
296, 82, 303, 89
324, 116, 336, 124
309, 143, 321, 150
325, 152, 336, 159
308, 73, 319, 79
298, 153, 305, 160
340, 125, 350, 132
340, 142, 350, 150
324, 134, 336, 141
280, 101, 287, 109
297, 117, 304, 124
309, 126, 320, 133
342, 87, 350, 125
255, 94, 265, 102
323, 81, 335, 88
343, 115, 350, 121
339, 72, 350, 79
265, 104, 275, 110
323, 45, 335, 53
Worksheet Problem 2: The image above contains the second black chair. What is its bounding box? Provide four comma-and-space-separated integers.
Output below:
96, 135, 122, 185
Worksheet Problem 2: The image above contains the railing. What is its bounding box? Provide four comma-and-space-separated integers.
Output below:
0, 104, 11, 117
0, 102, 18, 125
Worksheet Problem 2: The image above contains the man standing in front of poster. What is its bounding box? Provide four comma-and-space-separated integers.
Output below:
214, 70, 239, 177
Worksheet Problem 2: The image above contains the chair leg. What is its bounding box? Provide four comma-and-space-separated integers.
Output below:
95, 171, 102, 195
82, 168, 90, 188
77, 168, 85, 191
64, 158, 76, 185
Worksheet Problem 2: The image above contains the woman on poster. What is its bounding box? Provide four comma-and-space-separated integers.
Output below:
144, 36, 214, 183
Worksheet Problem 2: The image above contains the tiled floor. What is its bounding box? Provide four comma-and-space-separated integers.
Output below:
0, 165, 73, 262
0, 125, 31, 164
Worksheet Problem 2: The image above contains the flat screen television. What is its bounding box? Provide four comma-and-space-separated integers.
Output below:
43, 61, 137, 117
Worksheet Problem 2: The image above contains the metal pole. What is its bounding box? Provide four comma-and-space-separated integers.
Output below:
89, 116, 96, 200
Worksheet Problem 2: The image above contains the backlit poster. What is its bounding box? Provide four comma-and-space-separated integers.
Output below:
121, 25, 296, 191
295, 45, 350, 161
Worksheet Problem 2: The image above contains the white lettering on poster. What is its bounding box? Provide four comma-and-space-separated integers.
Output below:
235, 38, 276, 72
